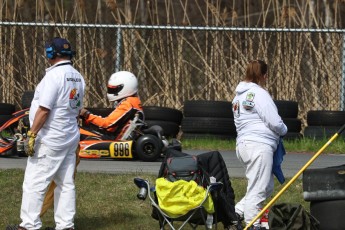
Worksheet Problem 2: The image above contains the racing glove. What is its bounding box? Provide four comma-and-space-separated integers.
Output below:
24, 130, 37, 157
80, 108, 91, 120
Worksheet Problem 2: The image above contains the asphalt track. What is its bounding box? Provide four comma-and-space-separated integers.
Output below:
1, 150, 344, 178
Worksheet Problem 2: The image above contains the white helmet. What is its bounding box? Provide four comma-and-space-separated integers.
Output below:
107, 71, 138, 102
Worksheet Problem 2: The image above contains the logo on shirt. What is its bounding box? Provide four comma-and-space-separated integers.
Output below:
243, 92, 255, 110
246, 92, 255, 102
232, 100, 240, 118
69, 88, 81, 109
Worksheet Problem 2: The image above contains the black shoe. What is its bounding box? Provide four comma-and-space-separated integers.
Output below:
236, 212, 244, 222
235, 213, 244, 230
6, 225, 27, 230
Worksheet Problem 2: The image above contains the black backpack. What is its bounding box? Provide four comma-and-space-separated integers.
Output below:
268, 203, 320, 230
164, 155, 204, 186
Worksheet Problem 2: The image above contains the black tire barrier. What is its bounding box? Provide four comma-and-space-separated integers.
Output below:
0, 114, 13, 127
181, 117, 236, 135
303, 165, 345, 201
307, 110, 345, 126
304, 165, 345, 230
143, 106, 183, 124
274, 100, 298, 118
21, 91, 35, 109
273, 100, 301, 139
181, 100, 235, 140
0, 103, 16, 115
283, 132, 302, 140
283, 118, 302, 133
183, 100, 233, 118
303, 126, 345, 140
310, 199, 345, 230
143, 106, 183, 138
181, 133, 236, 140
145, 120, 180, 138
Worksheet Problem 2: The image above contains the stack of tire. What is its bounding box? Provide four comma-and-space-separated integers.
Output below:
304, 110, 345, 140
21, 90, 35, 128
180, 100, 236, 140
303, 165, 345, 229
0, 103, 16, 126
143, 106, 183, 138
21, 91, 35, 109
274, 100, 302, 140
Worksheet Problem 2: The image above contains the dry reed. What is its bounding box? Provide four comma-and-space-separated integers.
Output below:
0, 0, 344, 128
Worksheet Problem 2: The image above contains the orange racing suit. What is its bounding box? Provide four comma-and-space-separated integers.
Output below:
84, 96, 144, 140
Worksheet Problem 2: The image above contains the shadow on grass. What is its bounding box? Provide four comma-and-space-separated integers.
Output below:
74, 209, 152, 229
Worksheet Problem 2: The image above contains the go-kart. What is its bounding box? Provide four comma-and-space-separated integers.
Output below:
0, 108, 30, 157
0, 108, 181, 162
79, 113, 181, 162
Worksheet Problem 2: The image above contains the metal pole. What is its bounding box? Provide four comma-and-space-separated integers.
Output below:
115, 27, 122, 72
341, 33, 345, 111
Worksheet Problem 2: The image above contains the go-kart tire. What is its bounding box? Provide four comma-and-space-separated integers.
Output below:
135, 134, 162, 162
0, 146, 17, 157
17, 151, 28, 157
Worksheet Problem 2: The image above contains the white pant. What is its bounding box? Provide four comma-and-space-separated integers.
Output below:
235, 140, 274, 227
20, 142, 78, 230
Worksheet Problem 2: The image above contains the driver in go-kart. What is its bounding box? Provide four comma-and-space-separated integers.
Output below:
79, 71, 144, 140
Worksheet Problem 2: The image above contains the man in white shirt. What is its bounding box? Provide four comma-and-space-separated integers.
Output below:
7, 37, 85, 230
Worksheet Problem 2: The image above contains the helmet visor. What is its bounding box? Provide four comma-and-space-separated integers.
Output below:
107, 84, 124, 96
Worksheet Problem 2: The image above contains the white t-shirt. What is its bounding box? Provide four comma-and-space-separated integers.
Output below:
29, 60, 85, 150
232, 81, 287, 148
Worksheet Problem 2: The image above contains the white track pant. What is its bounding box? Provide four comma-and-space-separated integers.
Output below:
20, 142, 78, 230
235, 140, 275, 227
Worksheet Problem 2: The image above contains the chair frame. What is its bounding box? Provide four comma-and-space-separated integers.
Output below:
134, 178, 223, 230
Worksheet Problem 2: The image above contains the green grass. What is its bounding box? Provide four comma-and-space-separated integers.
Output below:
1, 169, 308, 230
181, 137, 345, 154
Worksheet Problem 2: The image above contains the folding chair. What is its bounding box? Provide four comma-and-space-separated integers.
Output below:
134, 149, 239, 229
134, 177, 223, 230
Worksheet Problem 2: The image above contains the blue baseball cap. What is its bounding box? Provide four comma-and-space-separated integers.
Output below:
45, 37, 75, 58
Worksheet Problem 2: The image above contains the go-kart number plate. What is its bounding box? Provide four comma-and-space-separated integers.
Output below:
109, 141, 133, 158
79, 140, 133, 159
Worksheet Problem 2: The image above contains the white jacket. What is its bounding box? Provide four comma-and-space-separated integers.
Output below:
232, 81, 287, 148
